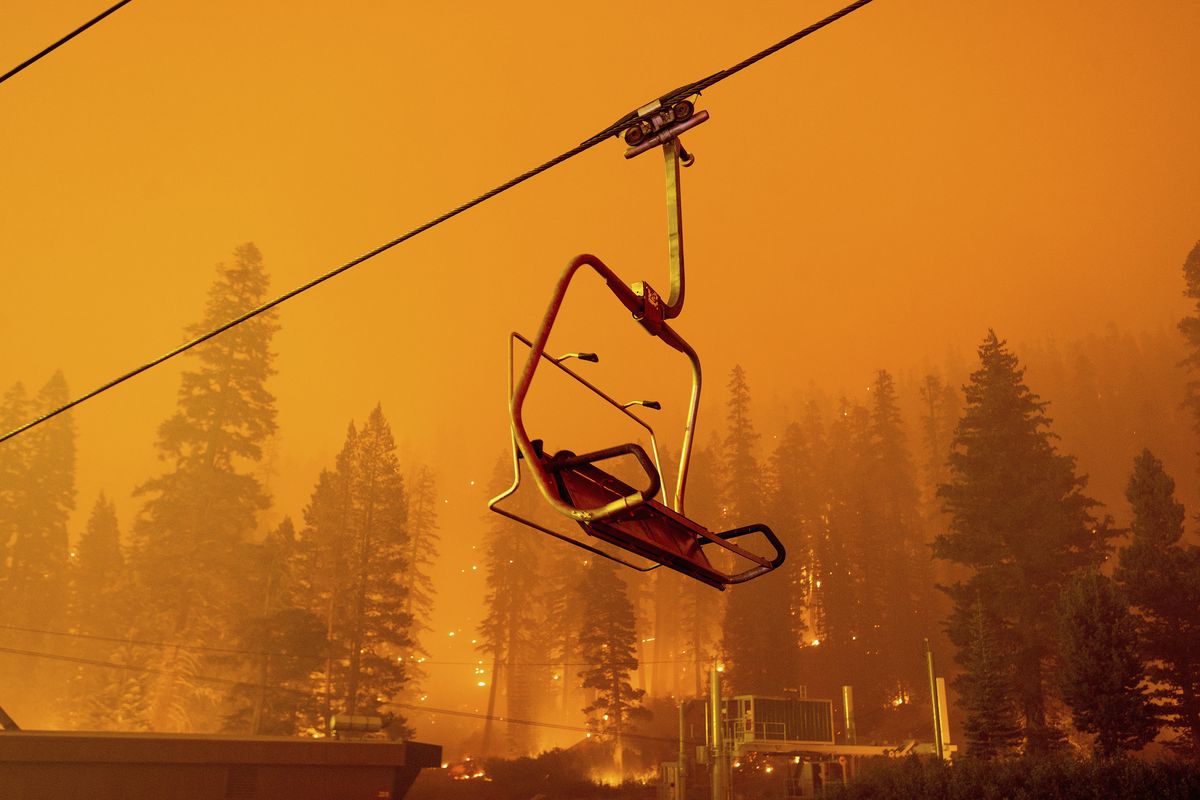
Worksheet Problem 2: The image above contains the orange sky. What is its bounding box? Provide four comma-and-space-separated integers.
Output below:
3, 0, 1200, 748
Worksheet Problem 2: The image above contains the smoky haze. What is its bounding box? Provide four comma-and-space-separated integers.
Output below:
2, 0, 1199, 758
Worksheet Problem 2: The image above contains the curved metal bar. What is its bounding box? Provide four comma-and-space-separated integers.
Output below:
509, 254, 659, 522
510, 254, 705, 523
509, 331, 664, 500
550, 444, 661, 503
708, 522, 788, 585
662, 138, 685, 318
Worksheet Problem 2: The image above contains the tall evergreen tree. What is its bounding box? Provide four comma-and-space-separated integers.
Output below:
722, 365, 762, 521
1056, 570, 1157, 757
401, 465, 440, 697
62, 492, 130, 730
958, 596, 1022, 759
808, 400, 874, 703
477, 456, 545, 756
934, 331, 1110, 755
917, 372, 960, 507
1177, 239, 1200, 471
70, 493, 125, 629
866, 370, 927, 703
1, 372, 76, 630
223, 517, 326, 736
297, 407, 412, 737
676, 444, 724, 697
0, 383, 31, 587
297, 436, 355, 735
1115, 449, 1200, 756
720, 365, 796, 695
577, 557, 649, 779
129, 243, 279, 731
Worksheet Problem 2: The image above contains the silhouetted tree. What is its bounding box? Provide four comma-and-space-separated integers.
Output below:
61, 492, 131, 730
224, 517, 326, 735
542, 544, 588, 716
917, 372, 959, 506
477, 456, 544, 756
935, 331, 1110, 755
297, 436, 354, 734
401, 465, 440, 696
957, 596, 1022, 759
577, 557, 648, 779
762, 421, 815, 683
297, 406, 412, 737
1056, 570, 1157, 757
1115, 449, 1200, 756
1, 372, 75, 630
721, 365, 797, 695
129, 243, 278, 731
811, 400, 874, 701
1177, 239, 1200, 474
679, 444, 723, 696
70, 493, 124, 628
722, 365, 762, 520
866, 369, 927, 703
0, 383, 30, 589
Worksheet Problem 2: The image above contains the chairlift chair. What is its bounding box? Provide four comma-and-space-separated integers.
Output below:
488, 100, 784, 590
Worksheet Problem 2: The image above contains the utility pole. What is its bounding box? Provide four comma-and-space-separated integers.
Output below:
709, 659, 727, 800
841, 686, 857, 745
678, 701, 687, 799
925, 639, 944, 760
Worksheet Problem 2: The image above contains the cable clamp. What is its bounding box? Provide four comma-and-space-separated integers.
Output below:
622, 99, 709, 160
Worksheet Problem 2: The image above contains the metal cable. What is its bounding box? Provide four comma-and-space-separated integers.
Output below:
0, 643, 704, 745
0, 621, 715, 668
1, 0, 877, 445
0, 0, 136, 87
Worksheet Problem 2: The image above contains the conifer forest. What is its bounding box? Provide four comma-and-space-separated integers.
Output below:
4, 2, 1200, 799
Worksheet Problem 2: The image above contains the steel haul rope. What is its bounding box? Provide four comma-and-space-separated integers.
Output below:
0, 0, 136, 87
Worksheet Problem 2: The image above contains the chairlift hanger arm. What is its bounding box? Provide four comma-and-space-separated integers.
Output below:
622, 99, 709, 322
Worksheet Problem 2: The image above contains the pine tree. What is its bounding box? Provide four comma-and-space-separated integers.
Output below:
722, 365, 762, 520
129, 243, 279, 731
71, 493, 124, 628
720, 366, 797, 695
917, 372, 960, 508
1115, 449, 1200, 756
297, 407, 412, 737
542, 544, 589, 717
866, 370, 927, 703
62, 492, 130, 730
934, 331, 1110, 755
0, 374, 76, 727
577, 557, 649, 779
1056, 570, 1156, 757
957, 596, 1022, 759
297, 440, 355, 735
762, 422, 815, 686
0, 383, 30, 598
477, 456, 545, 756
223, 517, 326, 736
400, 465, 440, 697
1177, 239, 1200, 468
2, 372, 76, 630
678, 444, 723, 696
809, 400, 874, 703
